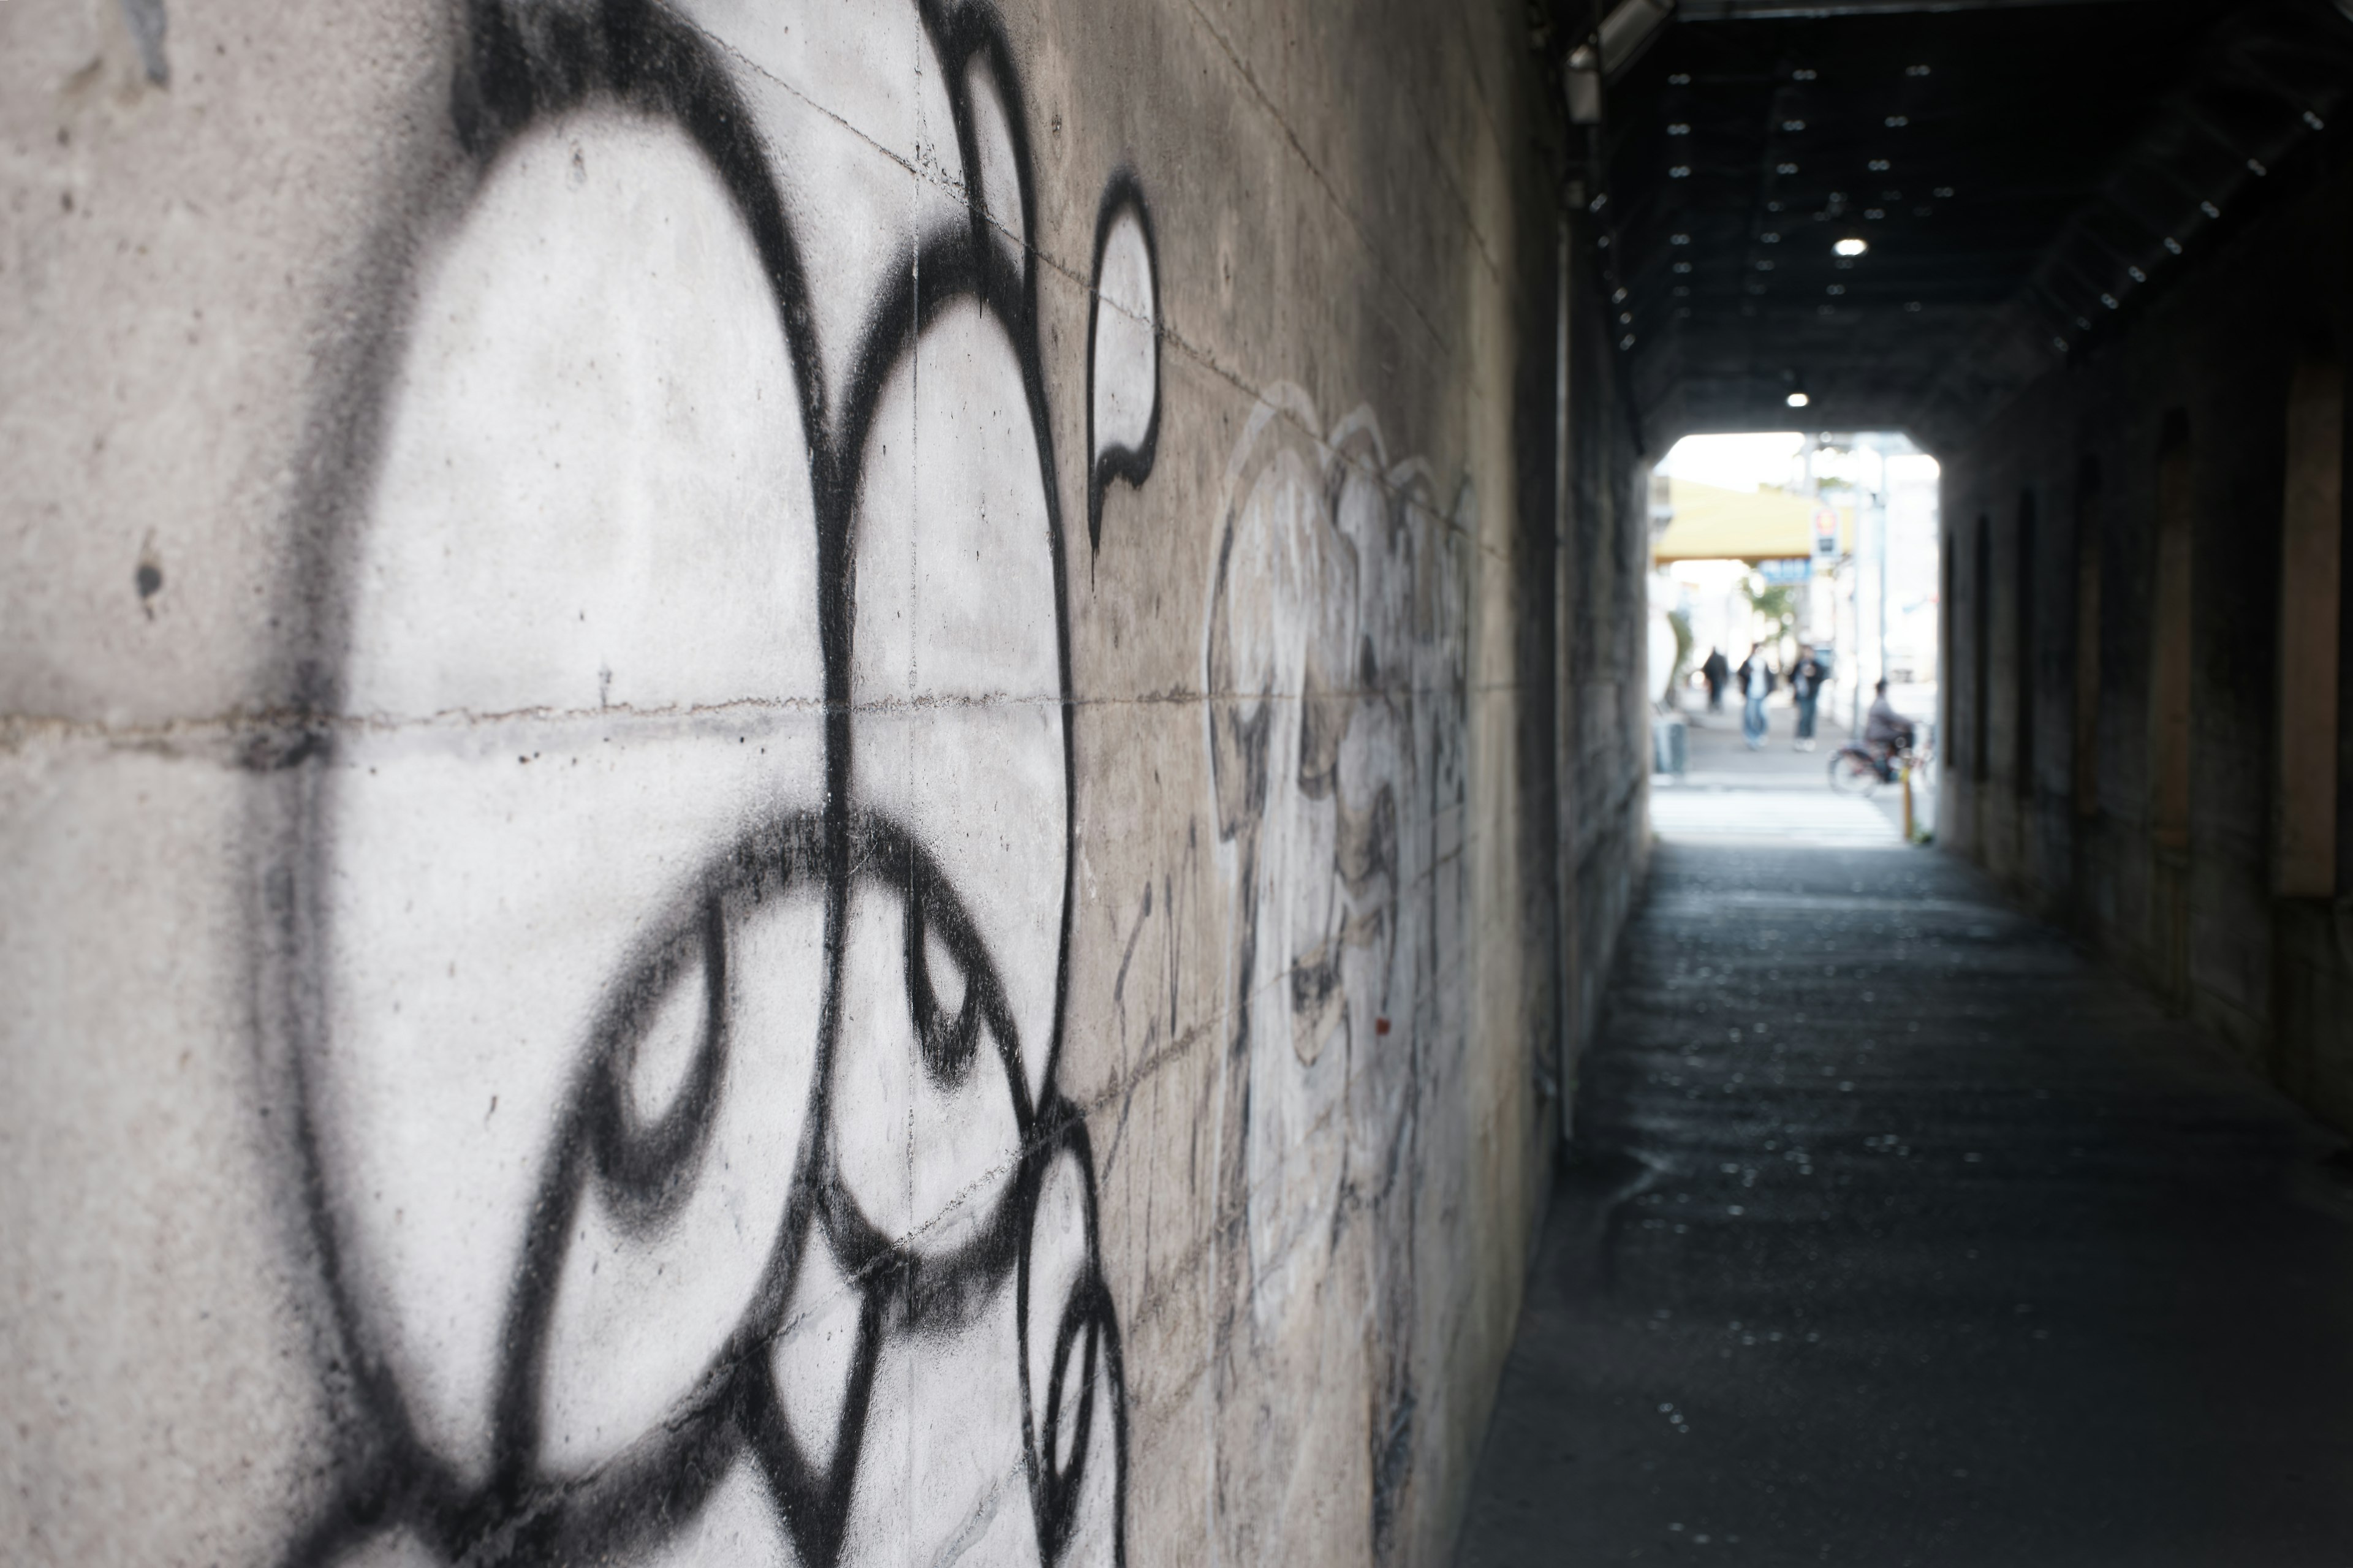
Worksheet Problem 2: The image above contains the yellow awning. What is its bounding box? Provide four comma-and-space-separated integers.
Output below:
1653, 478, 1852, 564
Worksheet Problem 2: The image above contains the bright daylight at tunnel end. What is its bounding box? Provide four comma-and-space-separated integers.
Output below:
2, 0, 2351, 1566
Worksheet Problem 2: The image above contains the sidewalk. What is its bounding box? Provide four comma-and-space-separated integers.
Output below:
1654, 693, 1931, 849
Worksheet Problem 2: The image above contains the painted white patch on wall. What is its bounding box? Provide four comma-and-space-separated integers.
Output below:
290, 6, 1131, 1564
319, 110, 825, 1485
1203, 385, 1471, 1567
1089, 211, 1156, 466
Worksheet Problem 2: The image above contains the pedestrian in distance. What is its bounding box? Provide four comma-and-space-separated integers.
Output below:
1790, 643, 1825, 752
1735, 642, 1774, 751
1700, 646, 1729, 713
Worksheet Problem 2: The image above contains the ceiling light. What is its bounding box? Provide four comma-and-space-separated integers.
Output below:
1834, 237, 1868, 256
1787, 392, 1810, 407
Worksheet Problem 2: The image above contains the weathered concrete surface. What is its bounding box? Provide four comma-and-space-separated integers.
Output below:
0, 3, 1647, 1566
1936, 138, 2353, 1133
1461, 840, 2353, 1566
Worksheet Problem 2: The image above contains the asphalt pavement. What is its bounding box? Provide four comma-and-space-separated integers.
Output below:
1457, 710, 2353, 1566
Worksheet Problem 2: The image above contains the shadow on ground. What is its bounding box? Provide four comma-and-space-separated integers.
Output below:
1459, 841, 2353, 1567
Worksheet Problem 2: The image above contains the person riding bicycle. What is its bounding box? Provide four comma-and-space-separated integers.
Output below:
1863, 679, 1915, 782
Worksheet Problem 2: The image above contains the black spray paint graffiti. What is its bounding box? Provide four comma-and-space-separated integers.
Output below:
279, 2, 1156, 1564
1202, 388, 1471, 1565
1085, 176, 1159, 557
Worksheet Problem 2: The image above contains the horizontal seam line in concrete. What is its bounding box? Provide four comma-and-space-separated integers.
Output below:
0, 683, 1535, 746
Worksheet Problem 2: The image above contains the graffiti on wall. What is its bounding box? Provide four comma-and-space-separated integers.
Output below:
1202, 388, 1471, 1563
282, 2, 1158, 1564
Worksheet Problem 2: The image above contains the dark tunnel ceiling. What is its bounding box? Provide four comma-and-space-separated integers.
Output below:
1586, 0, 2353, 453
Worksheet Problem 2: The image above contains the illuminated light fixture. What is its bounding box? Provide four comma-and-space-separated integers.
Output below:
1833, 237, 1868, 256
1776, 162, 1800, 175
1786, 391, 1811, 407
1885, 115, 1909, 127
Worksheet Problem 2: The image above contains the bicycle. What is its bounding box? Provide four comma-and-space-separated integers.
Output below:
1828, 732, 1933, 796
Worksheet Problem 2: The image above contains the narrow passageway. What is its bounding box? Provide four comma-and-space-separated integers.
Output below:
1460, 838, 2353, 1566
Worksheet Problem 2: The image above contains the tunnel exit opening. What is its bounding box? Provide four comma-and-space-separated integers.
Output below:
1648, 430, 1942, 850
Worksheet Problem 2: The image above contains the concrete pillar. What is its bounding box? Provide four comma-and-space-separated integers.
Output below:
2150, 411, 2196, 1006
2273, 355, 2344, 898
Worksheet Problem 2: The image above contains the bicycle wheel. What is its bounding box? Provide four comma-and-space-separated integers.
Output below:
1828, 749, 1881, 795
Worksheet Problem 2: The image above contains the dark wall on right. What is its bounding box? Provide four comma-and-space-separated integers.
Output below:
1938, 135, 2352, 1125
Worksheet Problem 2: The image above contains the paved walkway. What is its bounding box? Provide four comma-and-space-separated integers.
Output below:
1653, 694, 1929, 849
1458, 836, 2353, 1564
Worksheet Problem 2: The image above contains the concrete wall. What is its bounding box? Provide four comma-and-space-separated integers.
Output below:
1937, 134, 2353, 1127
0, 2, 1651, 1566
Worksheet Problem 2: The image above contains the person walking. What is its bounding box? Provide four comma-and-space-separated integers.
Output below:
1789, 643, 1825, 752
1735, 642, 1774, 751
1700, 646, 1729, 713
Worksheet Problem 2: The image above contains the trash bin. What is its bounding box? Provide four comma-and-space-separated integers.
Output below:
1651, 714, 1688, 776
